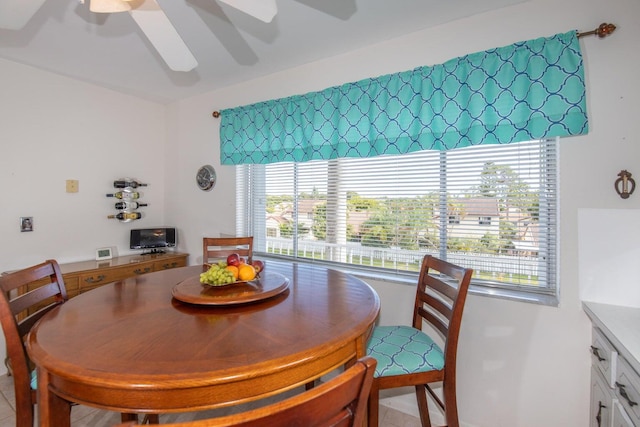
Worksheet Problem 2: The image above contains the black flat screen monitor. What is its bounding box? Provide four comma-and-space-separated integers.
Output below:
130, 227, 176, 252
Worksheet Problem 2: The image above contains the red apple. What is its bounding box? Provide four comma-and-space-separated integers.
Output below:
226, 253, 240, 267
252, 260, 265, 273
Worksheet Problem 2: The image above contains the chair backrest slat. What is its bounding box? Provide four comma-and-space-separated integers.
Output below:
10, 282, 65, 316
423, 293, 453, 320
203, 237, 254, 265
420, 310, 448, 338
424, 275, 458, 301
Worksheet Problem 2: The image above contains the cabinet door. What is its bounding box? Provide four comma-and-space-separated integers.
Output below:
79, 264, 152, 293
593, 327, 618, 388
612, 401, 634, 427
616, 357, 640, 426
153, 256, 187, 271
61, 275, 80, 299
591, 366, 613, 427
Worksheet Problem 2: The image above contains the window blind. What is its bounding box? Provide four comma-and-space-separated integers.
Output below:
238, 138, 558, 294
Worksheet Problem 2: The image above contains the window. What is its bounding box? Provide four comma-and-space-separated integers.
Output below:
237, 138, 558, 302
479, 216, 492, 226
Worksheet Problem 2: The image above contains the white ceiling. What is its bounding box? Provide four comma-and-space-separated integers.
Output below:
0, 0, 526, 104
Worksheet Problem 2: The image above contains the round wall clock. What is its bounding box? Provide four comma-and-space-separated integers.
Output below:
196, 165, 217, 191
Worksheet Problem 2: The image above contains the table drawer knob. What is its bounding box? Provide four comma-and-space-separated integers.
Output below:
84, 275, 106, 284
616, 382, 638, 407
134, 267, 152, 275
590, 345, 605, 362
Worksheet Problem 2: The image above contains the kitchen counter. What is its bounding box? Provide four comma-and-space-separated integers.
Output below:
583, 301, 640, 376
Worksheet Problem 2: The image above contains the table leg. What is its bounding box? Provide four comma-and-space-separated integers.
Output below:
120, 413, 139, 423
36, 367, 71, 427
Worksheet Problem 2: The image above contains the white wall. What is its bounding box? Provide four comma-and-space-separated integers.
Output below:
0, 58, 170, 359
1, 0, 639, 425
0, 60, 169, 270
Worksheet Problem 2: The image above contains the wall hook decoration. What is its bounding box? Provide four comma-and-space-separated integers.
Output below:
615, 170, 635, 199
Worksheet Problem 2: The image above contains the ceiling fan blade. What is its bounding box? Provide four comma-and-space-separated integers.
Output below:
89, 0, 132, 13
128, 0, 198, 72
217, 0, 277, 23
0, 0, 47, 30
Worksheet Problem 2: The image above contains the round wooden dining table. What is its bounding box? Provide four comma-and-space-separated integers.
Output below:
26, 261, 380, 426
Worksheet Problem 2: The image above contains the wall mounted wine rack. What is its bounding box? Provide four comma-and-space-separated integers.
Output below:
106, 178, 148, 223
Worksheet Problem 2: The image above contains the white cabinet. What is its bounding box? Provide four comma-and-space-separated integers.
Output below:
591, 365, 613, 427
584, 302, 640, 427
617, 357, 640, 425
590, 328, 620, 427
592, 327, 618, 388
613, 401, 635, 427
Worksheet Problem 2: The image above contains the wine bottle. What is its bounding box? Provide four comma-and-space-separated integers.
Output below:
106, 191, 140, 200
113, 179, 148, 189
107, 212, 142, 221
114, 201, 148, 210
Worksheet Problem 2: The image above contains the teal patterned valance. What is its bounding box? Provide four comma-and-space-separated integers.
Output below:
220, 31, 588, 165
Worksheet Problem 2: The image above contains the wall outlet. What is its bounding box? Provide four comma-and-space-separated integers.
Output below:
66, 180, 79, 193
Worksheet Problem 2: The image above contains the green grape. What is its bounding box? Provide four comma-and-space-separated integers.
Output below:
200, 262, 236, 286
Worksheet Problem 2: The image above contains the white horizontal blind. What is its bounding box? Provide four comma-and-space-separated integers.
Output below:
238, 139, 558, 293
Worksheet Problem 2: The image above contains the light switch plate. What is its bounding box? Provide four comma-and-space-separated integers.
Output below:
66, 180, 79, 193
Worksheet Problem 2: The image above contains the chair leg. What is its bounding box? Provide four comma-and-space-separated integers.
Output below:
17, 406, 33, 427
121, 413, 138, 423
4, 357, 12, 376
442, 380, 460, 427
143, 414, 160, 424
415, 384, 433, 427
15, 392, 34, 427
367, 382, 380, 427
120, 413, 160, 424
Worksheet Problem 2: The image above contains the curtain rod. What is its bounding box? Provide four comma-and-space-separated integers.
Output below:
211, 22, 617, 119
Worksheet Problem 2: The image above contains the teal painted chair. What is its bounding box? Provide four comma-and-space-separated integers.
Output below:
366, 255, 473, 427
0, 260, 158, 426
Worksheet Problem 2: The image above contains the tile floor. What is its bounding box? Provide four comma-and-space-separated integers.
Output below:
0, 374, 421, 427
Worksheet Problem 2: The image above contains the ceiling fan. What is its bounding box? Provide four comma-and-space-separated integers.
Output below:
0, 0, 277, 72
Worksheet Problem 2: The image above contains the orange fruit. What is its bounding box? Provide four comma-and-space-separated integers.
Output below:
225, 265, 239, 280
238, 264, 256, 281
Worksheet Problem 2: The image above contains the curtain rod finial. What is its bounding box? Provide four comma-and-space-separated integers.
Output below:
212, 111, 221, 118
595, 22, 616, 37
578, 22, 616, 38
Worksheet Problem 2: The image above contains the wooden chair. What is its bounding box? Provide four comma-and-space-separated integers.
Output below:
366, 255, 473, 427
114, 356, 376, 427
0, 260, 69, 427
203, 237, 253, 265
0, 260, 158, 427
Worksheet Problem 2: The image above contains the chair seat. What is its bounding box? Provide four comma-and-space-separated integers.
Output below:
366, 325, 444, 378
